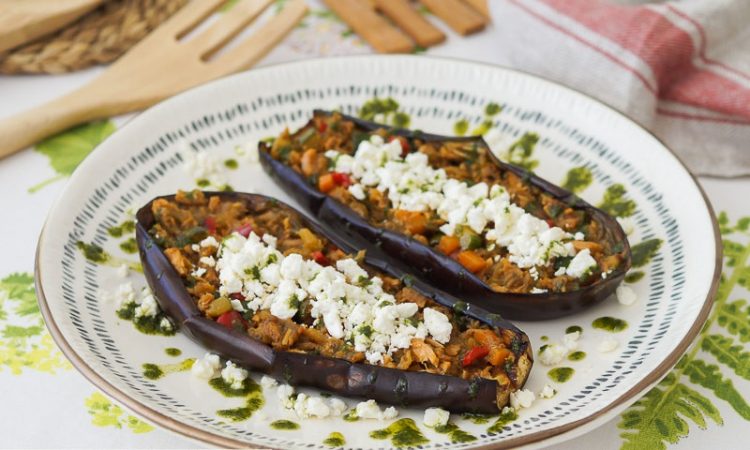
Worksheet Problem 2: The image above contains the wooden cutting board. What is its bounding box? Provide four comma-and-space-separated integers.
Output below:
0, 0, 102, 53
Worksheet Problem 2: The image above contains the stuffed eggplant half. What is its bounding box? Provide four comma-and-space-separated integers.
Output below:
136, 190, 532, 413
259, 111, 631, 320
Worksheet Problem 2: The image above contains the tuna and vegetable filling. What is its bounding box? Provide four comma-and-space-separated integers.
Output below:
267, 113, 626, 294
148, 190, 528, 391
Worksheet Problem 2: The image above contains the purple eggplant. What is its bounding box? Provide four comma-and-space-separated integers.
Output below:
136, 192, 532, 413
259, 111, 631, 320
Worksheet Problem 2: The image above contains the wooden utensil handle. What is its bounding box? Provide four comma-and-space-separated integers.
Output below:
0, 89, 103, 159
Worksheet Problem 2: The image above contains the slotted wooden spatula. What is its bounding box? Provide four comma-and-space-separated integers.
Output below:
0, 0, 308, 159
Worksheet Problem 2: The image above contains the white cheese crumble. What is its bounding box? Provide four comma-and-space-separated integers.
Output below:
510, 389, 535, 410
539, 384, 557, 399
327, 135, 589, 275
329, 398, 347, 416
159, 317, 173, 332
423, 407, 450, 427
562, 331, 581, 352
598, 338, 619, 353
565, 249, 597, 278
616, 285, 637, 306
215, 231, 450, 365
116, 263, 129, 278
111, 282, 136, 309
182, 149, 227, 187
539, 343, 567, 366
260, 375, 278, 390
134, 292, 159, 319
355, 399, 398, 420
191, 353, 221, 379
277, 384, 296, 409
293, 393, 331, 419
617, 217, 635, 236
221, 361, 248, 389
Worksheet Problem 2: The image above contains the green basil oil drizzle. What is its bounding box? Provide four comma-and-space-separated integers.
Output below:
370, 418, 428, 447
461, 412, 495, 424
270, 419, 300, 430
119, 238, 138, 254
76, 241, 142, 272
568, 351, 586, 361
548, 367, 575, 383
142, 359, 194, 380
592, 316, 628, 332
323, 432, 346, 447
165, 347, 182, 357
433, 422, 476, 443
565, 325, 582, 334
107, 220, 135, 238
116, 302, 175, 336
342, 410, 359, 422
210, 377, 264, 422
487, 408, 517, 434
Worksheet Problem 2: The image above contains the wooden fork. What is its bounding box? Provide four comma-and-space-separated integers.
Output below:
0, 0, 308, 160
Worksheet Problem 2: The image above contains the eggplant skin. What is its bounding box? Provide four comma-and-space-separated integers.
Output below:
135, 192, 532, 414
259, 110, 632, 320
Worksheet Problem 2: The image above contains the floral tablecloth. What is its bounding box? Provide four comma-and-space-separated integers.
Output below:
1, 2, 748, 449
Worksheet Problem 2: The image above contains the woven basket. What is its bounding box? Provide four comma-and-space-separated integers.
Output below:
0, 0, 187, 74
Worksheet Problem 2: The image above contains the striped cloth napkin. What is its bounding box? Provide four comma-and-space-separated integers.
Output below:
491, 0, 750, 177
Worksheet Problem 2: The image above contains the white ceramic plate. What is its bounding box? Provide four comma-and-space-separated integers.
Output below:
36, 55, 720, 449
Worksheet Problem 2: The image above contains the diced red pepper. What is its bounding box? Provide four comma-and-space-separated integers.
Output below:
331, 172, 351, 188
388, 135, 410, 156
204, 216, 217, 234
236, 223, 253, 238
311, 250, 329, 266
216, 310, 248, 331
229, 292, 245, 301
462, 346, 490, 367
546, 219, 555, 227
317, 120, 328, 133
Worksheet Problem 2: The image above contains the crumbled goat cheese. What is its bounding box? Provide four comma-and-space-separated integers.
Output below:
200, 236, 219, 248
215, 231, 449, 365
294, 393, 331, 419
510, 389, 535, 410
182, 149, 227, 187
221, 361, 248, 389
563, 331, 581, 351
199, 256, 216, 267
327, 135, 590, 275
277, 384, 296, 409
616, 285, 637, 306
134, 292, 159, 318
598, 338, 619, 353
423, 407, 450, 427
116, 264, 129, 278
191, 353, 221, 379
617, 217, 635, 236
530, 287, 548, 294
192, 267, 207, 278
565, 249, 597, 278
539, 343, 567, 366
159, 317, 173, 332
260, 375, 278, 390
111, 282, 136, 309
354, 399, 398, 420
329, 398, 347, 416
539, 384, 557, 399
